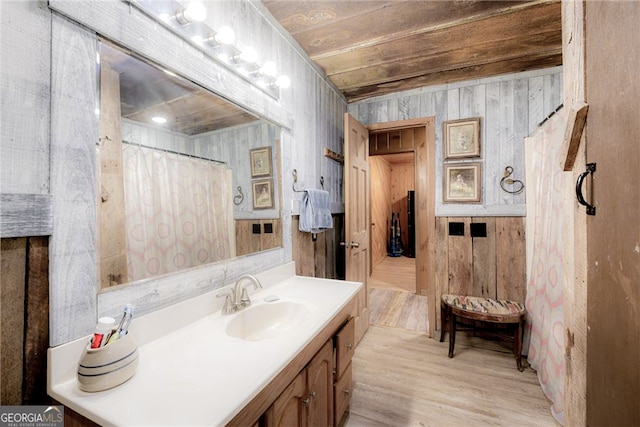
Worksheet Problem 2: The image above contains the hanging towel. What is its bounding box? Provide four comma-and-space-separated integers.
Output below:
299, 189, 333, 233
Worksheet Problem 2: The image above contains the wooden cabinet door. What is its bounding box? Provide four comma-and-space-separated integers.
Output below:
305, 339, 334, 427
266, 370, 306, 427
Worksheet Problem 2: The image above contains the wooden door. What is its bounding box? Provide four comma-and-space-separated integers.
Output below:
305, 340, 334, 427
584, 1, 640, 424
344, 113, 371, 344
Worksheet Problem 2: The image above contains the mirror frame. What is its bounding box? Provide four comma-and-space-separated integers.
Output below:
49, 0, 293, 345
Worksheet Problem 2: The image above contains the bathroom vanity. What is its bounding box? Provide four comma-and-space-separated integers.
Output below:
48, 262, 361, 426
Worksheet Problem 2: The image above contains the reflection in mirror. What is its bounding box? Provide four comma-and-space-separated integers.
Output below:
97, 40, 282, 290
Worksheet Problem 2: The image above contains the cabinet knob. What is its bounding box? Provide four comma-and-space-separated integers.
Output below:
346, 343, 353, 350
342, 389, 350, 395
302, 391, 316, 406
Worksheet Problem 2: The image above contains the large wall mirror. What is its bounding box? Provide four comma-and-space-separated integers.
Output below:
98, 40, 282, 290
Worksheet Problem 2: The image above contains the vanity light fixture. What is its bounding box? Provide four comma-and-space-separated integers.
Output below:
124, 1, 292, 95
175, 1, 207, 25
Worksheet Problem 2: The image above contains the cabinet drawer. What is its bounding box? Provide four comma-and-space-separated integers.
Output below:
334, 361, 352, 426
335, 317, 355, 378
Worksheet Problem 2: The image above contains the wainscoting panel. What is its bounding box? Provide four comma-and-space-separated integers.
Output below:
291, 215, 344, 280
0, 237, 49, 405
235, 219, 282, 257
435, 216, 525, 330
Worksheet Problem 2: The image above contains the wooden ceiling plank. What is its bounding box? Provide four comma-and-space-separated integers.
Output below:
343, 53, 563, 102
279, 0, 557, 59
315, 3, 561, 76
329, 33, 563, 89
262, 1, 392, 35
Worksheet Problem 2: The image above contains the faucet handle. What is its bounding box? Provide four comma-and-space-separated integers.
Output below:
216, 290, 235, 315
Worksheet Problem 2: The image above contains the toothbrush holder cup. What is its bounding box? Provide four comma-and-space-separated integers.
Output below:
77, 333, 139, 392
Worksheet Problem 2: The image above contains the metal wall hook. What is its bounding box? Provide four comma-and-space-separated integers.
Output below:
500, 166, 525, 194
292, 169, 304, 192
233, 186, 244, 205
576, 163, 596, 215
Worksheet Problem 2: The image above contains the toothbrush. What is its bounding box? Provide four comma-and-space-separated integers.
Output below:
119, 304, 134, 338
107, 304, 133, 343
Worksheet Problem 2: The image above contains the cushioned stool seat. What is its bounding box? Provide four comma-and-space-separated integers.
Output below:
440, 294, 526, 371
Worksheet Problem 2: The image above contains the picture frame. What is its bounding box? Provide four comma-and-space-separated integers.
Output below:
443, 162, 482, 203
252, 179, 274, 209
250, 146, 272, 178
443, 117, 481, 159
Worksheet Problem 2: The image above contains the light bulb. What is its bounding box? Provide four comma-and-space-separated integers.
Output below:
152, 117, 167, 124
275, 75, 291, 89
259, 61, 277, 78
185, 1, 206, 22
215, 26, 235, 45
175, 1, 206, 25
238, 47, 258, 64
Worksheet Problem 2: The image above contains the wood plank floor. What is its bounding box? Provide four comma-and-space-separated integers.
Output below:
348, 255, 558, 426
370, 288, 428, 333
345, 326, 558, 426
369, 256, 416, 293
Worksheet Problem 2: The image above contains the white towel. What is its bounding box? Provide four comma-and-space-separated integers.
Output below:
299, 189, 333, 233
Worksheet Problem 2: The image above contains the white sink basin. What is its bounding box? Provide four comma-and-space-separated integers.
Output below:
225, 301, 309, 341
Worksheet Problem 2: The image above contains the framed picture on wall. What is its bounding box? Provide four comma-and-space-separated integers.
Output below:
250, 146, 272, 178
443, 162, 482, 203
252, 179, 274, 209
443, 117, 481, 159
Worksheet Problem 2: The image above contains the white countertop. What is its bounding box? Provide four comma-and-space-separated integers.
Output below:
48, 263, 362, 426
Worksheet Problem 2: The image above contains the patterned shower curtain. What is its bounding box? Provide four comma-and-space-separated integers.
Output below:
122, 145, 235, 282
524, 110, 566, 425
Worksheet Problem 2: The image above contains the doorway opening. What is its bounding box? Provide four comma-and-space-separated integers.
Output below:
369, 151, 417, 294
365, 122, 435, 335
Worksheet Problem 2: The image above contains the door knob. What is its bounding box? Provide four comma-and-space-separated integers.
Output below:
340, 241, 360, 248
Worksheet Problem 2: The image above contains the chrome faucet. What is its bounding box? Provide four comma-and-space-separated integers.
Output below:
233, 274, 262, 308
216, 274, 262, 315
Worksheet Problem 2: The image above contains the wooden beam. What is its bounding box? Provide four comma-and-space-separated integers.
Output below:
344, 53, 562, 102
0, 194, 52, 238
561, 101, 589, 171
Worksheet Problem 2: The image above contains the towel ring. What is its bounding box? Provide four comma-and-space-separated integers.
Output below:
233, 186, 244, 205
500, 166, 524, 194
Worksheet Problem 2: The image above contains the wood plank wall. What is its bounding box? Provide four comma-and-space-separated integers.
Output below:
562, 1, 587, 425
291, 215, 344, 280
370, 155, 416, 270
390, 161, 415, 258
434, 216, 525, 330
0, 237, 50, 405
349, 67, 563, 218
370, 157, 391, 269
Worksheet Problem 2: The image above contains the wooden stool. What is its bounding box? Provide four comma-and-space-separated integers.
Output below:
439, 294, 526, 372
